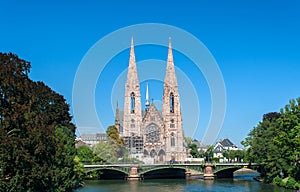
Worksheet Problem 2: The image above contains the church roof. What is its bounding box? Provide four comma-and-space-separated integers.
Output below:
118, 104, 163, 126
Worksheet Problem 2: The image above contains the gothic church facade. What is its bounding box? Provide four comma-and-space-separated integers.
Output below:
115, 38, 187, 163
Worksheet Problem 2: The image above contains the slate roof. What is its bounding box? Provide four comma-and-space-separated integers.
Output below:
220, 138, 234, 147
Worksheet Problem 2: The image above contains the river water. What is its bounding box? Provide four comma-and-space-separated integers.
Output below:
76, 173, 292, 192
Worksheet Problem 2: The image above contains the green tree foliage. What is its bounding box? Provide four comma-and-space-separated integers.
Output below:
242, 99, 300, 183
185, 137, 193, 146
52, 126, 78, 191
0, 53, 79, 191
185, 138, 202, 158
92, 125, 129, 163
204, 146, 214, 162
188, 143, 200, 158
106, 125, 125, 145
93, 141, 116, 163
77, 146, 95, 163
222, 150, 245, 162
73, 156, 85, 183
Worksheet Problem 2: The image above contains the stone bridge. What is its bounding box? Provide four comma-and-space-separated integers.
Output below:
84, 163, 259, 180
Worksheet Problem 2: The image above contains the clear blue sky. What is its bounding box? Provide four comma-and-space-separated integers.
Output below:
1, 0, 300, 146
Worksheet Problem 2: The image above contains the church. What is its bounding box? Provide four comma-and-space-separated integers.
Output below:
115, 38, 187, 164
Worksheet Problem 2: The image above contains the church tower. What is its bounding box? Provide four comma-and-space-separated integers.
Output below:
122, 38, 142, 137
162, 38, 186, 162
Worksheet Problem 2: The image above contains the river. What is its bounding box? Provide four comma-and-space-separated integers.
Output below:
76, 172, 292, 192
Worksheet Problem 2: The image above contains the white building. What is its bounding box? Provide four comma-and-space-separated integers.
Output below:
78, 133, 108, 147
213, 138, 238, 162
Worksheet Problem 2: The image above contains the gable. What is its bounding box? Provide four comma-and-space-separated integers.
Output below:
142, 104, 163, 123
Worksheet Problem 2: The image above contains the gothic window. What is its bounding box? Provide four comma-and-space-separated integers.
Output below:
158, 149, 166, 156
171, 132, 175, 147
150, 149, 157, 157
130, 92, 135, 113
170, 119, 174, 123
170, 92, 174, 113
170, 124, 175, 128
144, 149, 149, 156
145, 124, 160, 143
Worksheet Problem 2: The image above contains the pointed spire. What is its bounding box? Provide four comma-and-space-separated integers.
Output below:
129, 36, 136, 68
145, 81, 150, 109
115, 101, 120, 129
164, 37, 178, 87
126, 37, 139, 86
167, 37, 174, 64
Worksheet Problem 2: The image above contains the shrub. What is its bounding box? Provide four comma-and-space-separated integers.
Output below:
285, 177, 297, 189
273, 176, 282, 186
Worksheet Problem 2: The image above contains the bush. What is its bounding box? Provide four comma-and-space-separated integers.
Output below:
273, 176, 282, 186
285, 177, 297, 189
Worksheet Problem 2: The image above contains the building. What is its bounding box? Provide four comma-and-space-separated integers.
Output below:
78, 133, 108, 147
75, 138, 90, 148
115, 38, 187, 163
213, 138, 238, 161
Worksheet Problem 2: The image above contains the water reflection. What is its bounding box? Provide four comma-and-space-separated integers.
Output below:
77, 173, 292, 192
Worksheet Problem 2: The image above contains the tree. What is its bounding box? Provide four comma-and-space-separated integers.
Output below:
73, 156, 85, 183
106, 125, 125, 146
93, 141, 116, 163
185, 137, 193, 146
91, 125, 130, 163
0, 53, 79, 191
188, 143, 200, 158
223, 150, 245, 162
77, 146, 95, 163
222, 150, 229, 161
242, 99, 300, 183
51, 126, 78, 190
204, 146, 214, 162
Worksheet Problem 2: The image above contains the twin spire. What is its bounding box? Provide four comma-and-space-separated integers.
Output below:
127, 37, 177, 109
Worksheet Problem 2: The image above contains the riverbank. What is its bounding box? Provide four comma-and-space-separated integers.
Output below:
253, 174, 300, 191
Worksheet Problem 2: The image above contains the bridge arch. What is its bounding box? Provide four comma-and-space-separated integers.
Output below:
140, 167, 186, 179
85, 167, 129, 180
214, 167, 240, 178
213, 166, 259, 178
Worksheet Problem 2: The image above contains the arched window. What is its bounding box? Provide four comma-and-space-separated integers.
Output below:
171, 132, 175, 147
144, 149, 149, 156
150, 149, 157, 157
170, 92, 174, 113
130, 92, 135, 113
